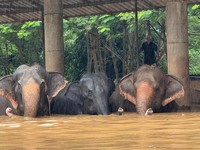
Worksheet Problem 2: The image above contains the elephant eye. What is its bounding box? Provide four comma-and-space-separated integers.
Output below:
17, 82, 22, 92
88, 90, 93, 98
40, 82, 46, 91
155, 87, 160, 92
40, 81, 45, 87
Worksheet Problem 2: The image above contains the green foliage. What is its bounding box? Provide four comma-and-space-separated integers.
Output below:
189, 49, 200, 75
63, 20, 87, 81
0, 21, 43, 76
188, 4, 200, 75
0, 5, 199, 79
56, 6, 199, 77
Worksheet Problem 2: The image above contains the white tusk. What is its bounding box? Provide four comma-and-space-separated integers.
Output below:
117, 107, 124, 115
145, 108, 154, 116
6, 107, 14, 117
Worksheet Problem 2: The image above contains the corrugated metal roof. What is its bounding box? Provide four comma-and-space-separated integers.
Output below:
0, 0, 199, 24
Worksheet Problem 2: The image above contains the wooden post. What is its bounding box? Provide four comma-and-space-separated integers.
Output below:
44, 0, 64, 74
166, 0, 190, 106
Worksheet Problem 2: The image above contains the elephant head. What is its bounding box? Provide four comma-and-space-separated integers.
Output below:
80, 72, 115, 115
119, 65, 184, 115
0, 64, 67, 117
50, 81, 84, 115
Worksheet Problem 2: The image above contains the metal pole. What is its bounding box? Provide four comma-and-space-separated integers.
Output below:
135, 0, 139, 68
41, 7, 45, 66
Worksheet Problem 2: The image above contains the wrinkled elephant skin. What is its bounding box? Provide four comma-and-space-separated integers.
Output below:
79, 72, 115, 115
0, 64, 67, 117
51, 73, 115, 115
119, 65, 184, 115
109, 86, 136, 113
51, 82, 84, 115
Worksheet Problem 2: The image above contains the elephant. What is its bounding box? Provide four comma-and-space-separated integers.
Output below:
51, 81, 84, 115
119, 65, 184, 115
80, 72, 115, 115
51, 72, 115, 115
0, 96, 14, 116
109, 86, 136, 113
0, 64, 67, 117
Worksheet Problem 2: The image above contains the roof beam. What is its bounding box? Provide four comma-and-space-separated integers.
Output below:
0, 0, 42, 15
94, 5, 110, 14
0, 0, 21, 3
4, 14, 21, 22
0, 5, 41, 15
63, 0, 133, 9
141, 0, 157, 8
80, 0, 110, 14
27, 0, 43, 9
0, 5, 35, 10
0, 9, 41, 16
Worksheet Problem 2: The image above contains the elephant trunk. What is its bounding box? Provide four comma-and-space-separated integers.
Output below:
136, 99, 150, 115
97, 103, 110, 115
96, 96, 110, 115
99, 104, 110, 115
136, 81, 154, 115
22, 80, 40, 117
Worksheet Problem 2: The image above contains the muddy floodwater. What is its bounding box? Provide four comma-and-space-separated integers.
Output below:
0, 112, 200, 150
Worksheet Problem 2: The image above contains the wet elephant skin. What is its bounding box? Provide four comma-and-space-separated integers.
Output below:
109, 86, 136, 113
0, 64, 67, 117
119, 65, 185, 115
51, 72, 115, 115
51, 82, 84, 115
80, 72, 115, 115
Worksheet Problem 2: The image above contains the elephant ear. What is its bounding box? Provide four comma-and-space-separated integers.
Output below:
162, 75, 185, 106
46, 72, 68, 102
0, 75, 18, 109
107, 78, 115, 97
119, 72, 137, 105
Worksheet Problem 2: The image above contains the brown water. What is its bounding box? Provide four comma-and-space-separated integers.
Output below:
0, 112, 200, 150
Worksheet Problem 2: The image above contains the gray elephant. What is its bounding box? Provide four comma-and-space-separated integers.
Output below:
119, 65, 184, 115
0, 64, 67, 117
51, 81, 84, 115
80, 72, 115, 115
51, 72, 115, 115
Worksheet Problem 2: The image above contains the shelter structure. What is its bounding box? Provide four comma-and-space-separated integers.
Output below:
0, 0, 200, 106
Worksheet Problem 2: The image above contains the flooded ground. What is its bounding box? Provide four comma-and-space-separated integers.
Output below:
0, 112, 200, 150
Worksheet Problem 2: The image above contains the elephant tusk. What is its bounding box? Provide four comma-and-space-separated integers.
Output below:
6, 107, 20, 118
6, 107, 14, 117
145, 108, 154, 116
117, 107, 124, 115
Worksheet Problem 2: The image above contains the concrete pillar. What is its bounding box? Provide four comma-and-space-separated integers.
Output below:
44, 0, 64, 74
166, 0, 190, 106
